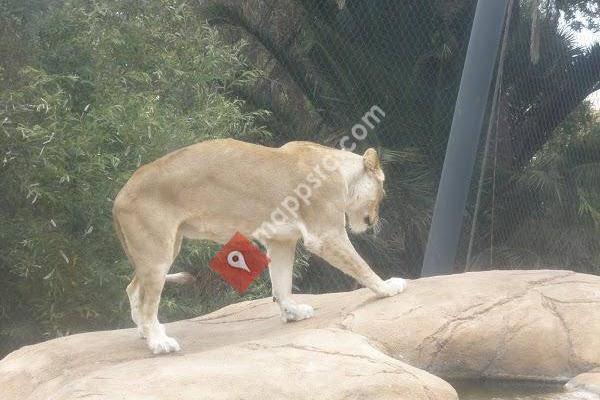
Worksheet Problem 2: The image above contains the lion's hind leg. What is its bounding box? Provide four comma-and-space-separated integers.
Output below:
137, 265, 181, 354
126, 275, 145, 338
116, 209, 182, 354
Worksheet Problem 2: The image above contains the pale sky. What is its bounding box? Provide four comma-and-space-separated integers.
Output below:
587, 90, 599, 110
569, 19, 599, 108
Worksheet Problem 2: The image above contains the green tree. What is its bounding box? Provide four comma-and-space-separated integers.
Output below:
466, 102, 600, 272
0, 0, 270, 355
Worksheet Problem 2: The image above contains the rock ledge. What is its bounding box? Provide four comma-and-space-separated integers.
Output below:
2, 270, 600, 400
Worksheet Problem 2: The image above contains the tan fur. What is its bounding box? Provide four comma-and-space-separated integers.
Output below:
113, 139, 406, 354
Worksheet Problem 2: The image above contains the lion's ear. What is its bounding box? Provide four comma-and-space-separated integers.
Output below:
363, 148, 379, 170
363, 148, 384, 181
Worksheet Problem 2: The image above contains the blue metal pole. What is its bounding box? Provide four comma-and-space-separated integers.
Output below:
421, 0, 510, 277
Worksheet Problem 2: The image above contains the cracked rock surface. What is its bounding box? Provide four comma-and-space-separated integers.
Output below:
1, 270, 599, 399
340, 270, 600, 382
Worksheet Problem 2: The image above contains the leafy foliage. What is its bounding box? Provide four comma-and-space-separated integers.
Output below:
0, 0, 270, 354
554, 0, 600, 31
467, 102, 600, 272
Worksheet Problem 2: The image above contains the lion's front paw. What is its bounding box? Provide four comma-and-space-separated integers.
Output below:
280, 301, 314, 322
381, 277, 407, 297
148, 335, 181, 354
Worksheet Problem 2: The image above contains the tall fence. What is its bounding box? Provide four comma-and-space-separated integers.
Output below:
457, 1, 600, 274
205, 0, 600, 291
189, 0, 466, 293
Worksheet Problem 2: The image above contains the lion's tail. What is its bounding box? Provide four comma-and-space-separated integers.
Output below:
165, 272, 196, 285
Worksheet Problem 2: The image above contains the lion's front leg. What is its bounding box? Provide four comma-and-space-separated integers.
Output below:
267, 239, 314, 322
304, 230, 407, 297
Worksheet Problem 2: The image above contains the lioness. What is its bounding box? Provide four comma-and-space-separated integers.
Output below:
113, 139, 407, 354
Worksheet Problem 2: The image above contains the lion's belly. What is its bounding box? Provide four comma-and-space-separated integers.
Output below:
180, 214, 300, 245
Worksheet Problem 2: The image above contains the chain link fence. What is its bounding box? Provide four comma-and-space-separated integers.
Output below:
457, 0, 600, 274
207, 0, 477, 293
181, 0, 599, 296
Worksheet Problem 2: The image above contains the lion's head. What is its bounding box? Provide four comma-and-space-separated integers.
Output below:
346, 148, 385, 233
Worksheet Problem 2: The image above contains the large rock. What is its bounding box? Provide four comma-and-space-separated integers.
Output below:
343, 270, 600, 381
5, 328, 454, 400
1, 270, 599, 399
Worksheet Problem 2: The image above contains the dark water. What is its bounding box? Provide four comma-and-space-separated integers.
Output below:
451, 380, 592, 400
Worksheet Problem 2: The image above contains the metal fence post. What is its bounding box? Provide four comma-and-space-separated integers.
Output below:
421, 0, 510, 277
